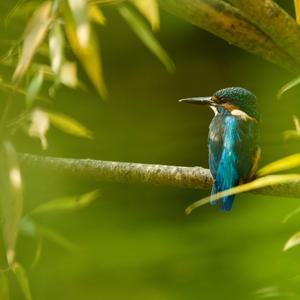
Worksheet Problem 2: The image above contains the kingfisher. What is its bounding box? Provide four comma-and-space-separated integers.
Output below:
180, 87, 260, 211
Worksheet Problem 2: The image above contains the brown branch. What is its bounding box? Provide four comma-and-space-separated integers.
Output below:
19, 153, 213, 189
227, 0, 300, 64
19, 153, 300, 198
159, 0, 300, 73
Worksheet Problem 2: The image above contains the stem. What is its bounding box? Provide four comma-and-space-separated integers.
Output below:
0, 82, 21, 139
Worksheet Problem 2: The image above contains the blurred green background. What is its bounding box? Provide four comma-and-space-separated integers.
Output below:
2, 1, 300, 299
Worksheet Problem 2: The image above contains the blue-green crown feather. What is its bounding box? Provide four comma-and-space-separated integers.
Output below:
214, 87, 256, 103
213, 87, 259, 120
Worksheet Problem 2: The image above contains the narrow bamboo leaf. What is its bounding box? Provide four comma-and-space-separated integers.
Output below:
257, 154, 300, 176
186, 174, 300, 214
28, 109, 50, 150
0, 273, 9, 300
37, 225, 76, 251
283, 230, 300, 251
13, 1, 52, 81
88, 4, 106, 25
0, 79, 49, 103
283, 116, 300, 140
118, 5, 175, 73
63, 1, 107, 98
68, 0, 91, 48
295, 0, 300, 24
49, 21, 65, 74
31, 189, 99, 215
0, 142, 23, 265
31, 238, 43, 269
12, 263, 32, 300
47, 110, 93, 138
283, 130, 300, 140
59, 61, 78, 88
277, 76, 300, 99
293, 115, 300, 133
26, 70, 44, 106
282, 205, 300, 224
133, 0, 159, 31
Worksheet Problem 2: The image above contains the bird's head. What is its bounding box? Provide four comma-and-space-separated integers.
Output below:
179, 87, 259, 121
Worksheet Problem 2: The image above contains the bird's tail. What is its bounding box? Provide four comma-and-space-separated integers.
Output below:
210, 182, 236, 211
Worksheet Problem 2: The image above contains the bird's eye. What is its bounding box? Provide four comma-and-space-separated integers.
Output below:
213, 96, 227, 104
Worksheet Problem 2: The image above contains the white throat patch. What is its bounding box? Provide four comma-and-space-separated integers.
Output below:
210, 106, 218, 115
231, 109, 255, 121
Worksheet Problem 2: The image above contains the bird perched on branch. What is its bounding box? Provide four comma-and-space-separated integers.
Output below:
180, 87, 260, 211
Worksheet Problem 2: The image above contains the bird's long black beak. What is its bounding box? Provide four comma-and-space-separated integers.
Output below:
178, 97, 215, 106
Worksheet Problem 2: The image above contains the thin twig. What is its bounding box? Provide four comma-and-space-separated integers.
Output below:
0, 83, 20, 139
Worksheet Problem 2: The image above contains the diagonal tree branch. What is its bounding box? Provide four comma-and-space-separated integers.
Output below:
159, 0, 300, 73
227, 0, 300, 64
19, 153, 300, 198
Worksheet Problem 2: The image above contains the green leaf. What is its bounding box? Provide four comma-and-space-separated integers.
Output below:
12, 263, 32, 300
49, 21, 65, 74
283, 230, 300, 251
277, 76, 300, 99
283, 130, 300, 141
88, 4, 106, 25
59, 61, 78, 88
47, 110, 93, 139
67, 0, 91, 48
37, 225, 76, 251
293, 115, 300, 133
26, 70, 44, 106
295, 0, 300, 24
0, 79, 49, 103
257, 154, 300, 176
63, 0, 107, 98
185, 174, 300, 214
28, 109, 50, 149
31, 238, 43, 269
118, 5, 175, 73
0, 273, 9, 300
133, 0, 159, 31
0, 142, 23, 265
282, 205, 300, 224
283, 116, 300, 140
13, 1, 52, 81
19, 218, 43, 268
31, 189, 99, 215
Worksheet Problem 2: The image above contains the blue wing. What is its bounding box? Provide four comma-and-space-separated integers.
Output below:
208, 113, 225, 179
213, 116, 240, 211
209, 113, 259, 211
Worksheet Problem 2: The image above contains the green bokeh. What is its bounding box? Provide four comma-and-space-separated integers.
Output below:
1, 2, 300, 300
